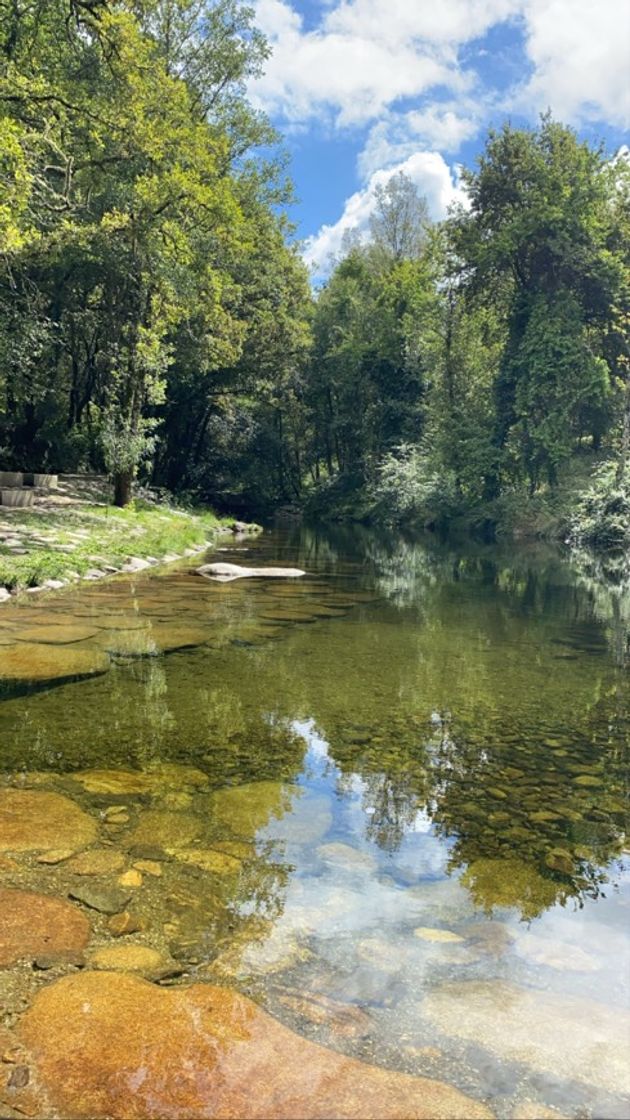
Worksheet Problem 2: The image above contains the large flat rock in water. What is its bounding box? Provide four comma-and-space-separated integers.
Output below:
19, 971, 492, 1119
0, 888, 90, 966
0, 642, 110, 684
423, 980, 630, 1096
0, 790, 97, 852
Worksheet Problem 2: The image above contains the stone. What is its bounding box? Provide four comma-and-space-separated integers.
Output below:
276, 988, 372, 1038
132, 860, 162, 877
511, 1102, 566, 1119
514, 933, 599, 972
66, 850, 125, 876
0, 888, 90, 966
0, 643, 110, 684
107, 912, 145, 937
36, 849, 74, 865
69, 885, 131, 915
462, 921, 514, 956
422, 980, 630, 1096
317, 842, 377, 873
121, 557, 151, 572
33, 951, 86, 970
414, 927, 464, 944
197, 561, 306, 582
118, 870, 142, 888
103, 806, 129, 820
170, 848, 242, 875
14, 624, 99, 645
126, 811, 203, 851
0, 790, 97, 853
19, 972, 492, 1120
99, 625, 210, 657
89, 946, 166, 973
0, 587, 10, 603
209, 781, 295, 838
70, 764, 208, 796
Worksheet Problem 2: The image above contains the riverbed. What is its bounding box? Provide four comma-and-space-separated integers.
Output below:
0, 525, 628, 1119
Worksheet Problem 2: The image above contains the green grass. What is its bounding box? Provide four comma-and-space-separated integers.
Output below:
0, 499, 242, 591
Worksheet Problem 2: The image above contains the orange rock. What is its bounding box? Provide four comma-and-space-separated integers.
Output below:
0, 888, 90, 967
0, 790, 97, 853
19, 972, 492, 1120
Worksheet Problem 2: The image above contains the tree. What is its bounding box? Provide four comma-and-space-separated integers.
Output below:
369, 171, 429, 262
451, 116, 624, 493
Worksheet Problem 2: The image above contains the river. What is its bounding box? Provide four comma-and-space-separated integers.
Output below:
0, 525, 628, 1119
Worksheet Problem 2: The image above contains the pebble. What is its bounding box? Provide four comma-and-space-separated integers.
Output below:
118, 870, 142, 889
414, 927, 464, 944
68, 885, 131, 914
133, 860, 162, 877
107, 911, 145, 936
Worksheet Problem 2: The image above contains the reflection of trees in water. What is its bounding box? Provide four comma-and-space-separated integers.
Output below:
325, 702, 627, 918
570, 547, 630, 668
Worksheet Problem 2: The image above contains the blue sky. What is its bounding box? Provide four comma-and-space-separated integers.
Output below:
247, 0, 629, 276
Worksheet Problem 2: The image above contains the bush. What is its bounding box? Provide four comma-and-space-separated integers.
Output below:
569, 460, 630, 551
370, 445, 459, 526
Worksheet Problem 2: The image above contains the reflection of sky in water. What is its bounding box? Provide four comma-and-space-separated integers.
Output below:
246, 717, 630, 1115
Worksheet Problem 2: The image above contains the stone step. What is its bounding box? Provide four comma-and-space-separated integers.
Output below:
1, 489, 35, 508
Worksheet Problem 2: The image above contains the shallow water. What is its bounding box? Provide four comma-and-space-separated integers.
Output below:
0, 525, 628, 1119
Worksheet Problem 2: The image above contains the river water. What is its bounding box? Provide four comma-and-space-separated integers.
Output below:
0, 525, 628, 1118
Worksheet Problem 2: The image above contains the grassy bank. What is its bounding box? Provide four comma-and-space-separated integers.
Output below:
0, 493, 244, 593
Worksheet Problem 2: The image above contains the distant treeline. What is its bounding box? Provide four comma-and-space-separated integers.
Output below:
1, 3, 628, 547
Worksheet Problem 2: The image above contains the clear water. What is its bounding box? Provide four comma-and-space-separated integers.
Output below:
0, 525, 628, 1118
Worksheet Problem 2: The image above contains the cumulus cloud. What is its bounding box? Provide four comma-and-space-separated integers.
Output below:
358, 106, 480, 178
303, 152, 467, 276
250, 0, 513, 126
252, 0, 630, 130
518, 0, 630, 127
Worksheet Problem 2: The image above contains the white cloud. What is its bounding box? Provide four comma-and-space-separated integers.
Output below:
303, 152, 467, 276
251, 0, 514, 127
518, 0, 630, 127
358, 105, 480, 178
253, 0, 630, 131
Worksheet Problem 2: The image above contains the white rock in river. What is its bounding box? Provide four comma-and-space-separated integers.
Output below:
196, 562, 306, 582
422, 980, 630, 1095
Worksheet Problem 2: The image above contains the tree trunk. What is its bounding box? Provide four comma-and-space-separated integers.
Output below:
113, 470, 133, 507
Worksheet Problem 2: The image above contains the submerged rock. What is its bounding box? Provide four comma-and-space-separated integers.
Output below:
19, 971, 492, 1119
89, 945, 166, 973
69, 885, 131, 915
0, 888, 90, 966
209, 781, 295, 838
0, 642, 110, 684
66, 850, 125, 876
126, 810, 203, 851
414, 927, 464, 944
0, 790, 97, 853
70, 763, 209, 796
14, 624, 100, 645
422, 980, 630, 1096
514, 933, 599, 973
317, 842, 377, 873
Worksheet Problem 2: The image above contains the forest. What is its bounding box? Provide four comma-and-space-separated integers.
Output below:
1, 0, 629, 553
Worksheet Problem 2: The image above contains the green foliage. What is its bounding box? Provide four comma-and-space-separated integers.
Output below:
370, 445, 459, 526
570, 460, 630, 551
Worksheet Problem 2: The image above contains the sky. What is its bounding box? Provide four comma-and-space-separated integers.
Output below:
246, 0, 630, 278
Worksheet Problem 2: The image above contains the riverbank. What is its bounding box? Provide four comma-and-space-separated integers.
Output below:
0, 477, 258, 597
